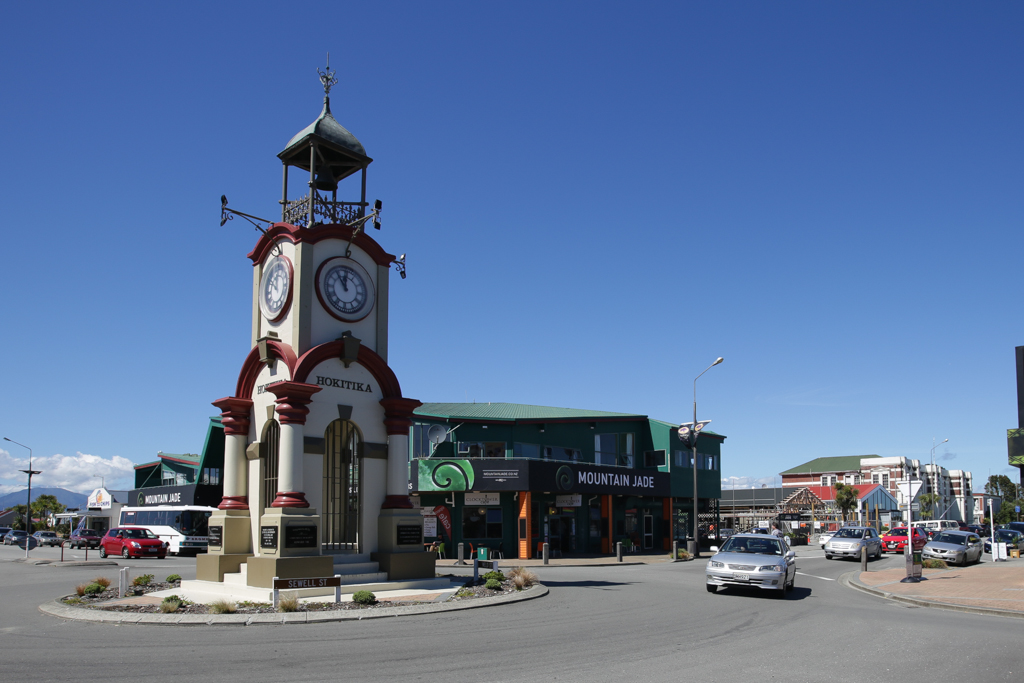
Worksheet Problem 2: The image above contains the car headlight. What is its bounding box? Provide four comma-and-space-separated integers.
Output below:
760, 564, 785, 572
129, 541, 141, 548
708, 560, 724, 568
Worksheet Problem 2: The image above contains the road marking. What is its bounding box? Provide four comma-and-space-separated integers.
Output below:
796, 571, 835, 581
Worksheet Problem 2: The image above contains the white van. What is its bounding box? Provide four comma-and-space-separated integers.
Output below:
912, 519, 960, 539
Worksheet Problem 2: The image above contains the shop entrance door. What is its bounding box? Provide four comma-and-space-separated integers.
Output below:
322, 419, 362, 553
549, 511, 576, 555
643, 512, 654, 550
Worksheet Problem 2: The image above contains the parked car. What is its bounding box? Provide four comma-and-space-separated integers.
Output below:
69, 528, 102, 549
705, 533, 796, 597
3, 530, 28, 545
32, 531, 60, 547
912, 519, 960, 540
880, 526, 928, 554
818, 531, 836, 549
825, 526, 883, 560
1005, 522, 1024, 536
99, 527, 168, 559
0, 527, 11, 538
984, 529, 1023, 555
923, 530, 983, 566
966, 524, 988, 537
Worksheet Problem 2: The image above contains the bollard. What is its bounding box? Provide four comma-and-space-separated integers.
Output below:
617, 542, 623, 562
542, 542, 549, 565
118, 566, 130, 598
861, 545, 868, 571
473, 558, 479, 583
457, 542, 465, 565
672, 541, 679, 561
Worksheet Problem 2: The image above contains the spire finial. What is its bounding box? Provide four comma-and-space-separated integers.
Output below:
317, 53, 338, 97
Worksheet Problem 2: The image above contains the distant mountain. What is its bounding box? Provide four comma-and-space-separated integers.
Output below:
0, 488, 88, 510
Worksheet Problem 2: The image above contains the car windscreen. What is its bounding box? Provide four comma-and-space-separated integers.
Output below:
123, 529, 158, 539
834, 528, 865, 539
719, 538, 784, 555
933, 533, 966, 545
887, 529, 907, 537
995, 530, 1018, 541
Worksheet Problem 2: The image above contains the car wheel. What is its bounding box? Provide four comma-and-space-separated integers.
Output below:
122, 547, 130, 559
825, 554, 832, 560
158, 555, 166, 560
706, 583, 717, 593
98, 546, 107, 558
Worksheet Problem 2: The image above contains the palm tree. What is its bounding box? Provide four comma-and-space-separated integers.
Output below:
918, 492, 941, 520
834, 483, 859, 522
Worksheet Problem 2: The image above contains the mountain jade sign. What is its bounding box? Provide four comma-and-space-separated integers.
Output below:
415, 460, 669, 497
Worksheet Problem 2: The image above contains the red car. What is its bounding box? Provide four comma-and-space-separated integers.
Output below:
880, 526, 927, 554
99, 527, 168, 559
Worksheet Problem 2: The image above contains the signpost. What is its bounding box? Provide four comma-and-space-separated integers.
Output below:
272, 575, 342, 607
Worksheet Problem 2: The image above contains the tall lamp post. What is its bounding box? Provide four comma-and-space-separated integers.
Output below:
678, 357, 723, 558
929, 438, 949, 518
4, 437, 40, 559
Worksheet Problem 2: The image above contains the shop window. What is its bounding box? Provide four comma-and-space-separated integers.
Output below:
458, 442, 506, 458
162, 470, 175, 485
514, 443, 540, 459
595, 433, 634, 467
644, 450, 666, 468
673, 451, 716, 469
200, 468, 220, 486
176, 472, 188, 486
462, 506, 503, 538
543, 446, 580, 462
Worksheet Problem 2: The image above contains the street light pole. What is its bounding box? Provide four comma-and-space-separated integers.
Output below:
930, 438, 948, 519
4, 437, 40, 560
690, 357, 723, 558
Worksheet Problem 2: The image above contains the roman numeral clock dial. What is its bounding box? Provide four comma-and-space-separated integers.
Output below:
258, 255, 293, 323
315, 257, 375, 322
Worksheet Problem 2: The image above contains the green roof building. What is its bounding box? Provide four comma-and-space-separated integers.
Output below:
409, 402, 725, 559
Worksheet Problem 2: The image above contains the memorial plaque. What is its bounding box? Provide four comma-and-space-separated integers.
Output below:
261, 525, 278, 550
397, 524, 422, 546
285, 525, 317, 549
208, 525, 223, 548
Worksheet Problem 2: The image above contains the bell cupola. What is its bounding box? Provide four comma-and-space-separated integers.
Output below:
278, 57, 373, 228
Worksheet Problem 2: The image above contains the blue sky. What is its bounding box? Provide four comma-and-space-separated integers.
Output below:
1, 3, 1022, 494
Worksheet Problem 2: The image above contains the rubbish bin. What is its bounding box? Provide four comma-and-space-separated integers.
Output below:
478, 547, 489, 560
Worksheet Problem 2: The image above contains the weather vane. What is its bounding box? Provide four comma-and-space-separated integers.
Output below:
318, 53, 338, 96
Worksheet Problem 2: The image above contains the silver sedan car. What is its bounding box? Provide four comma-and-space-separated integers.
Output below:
705, 533, 796, 597
824, 526, 882, 560
923, 530, 983, 566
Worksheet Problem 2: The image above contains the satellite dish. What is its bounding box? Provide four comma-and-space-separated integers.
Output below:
427, 425, 447, 445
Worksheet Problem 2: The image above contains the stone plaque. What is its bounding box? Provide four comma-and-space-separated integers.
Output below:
208, 525, 223, 548
397, 524, 422, 546
285, 525, 317, 549
261, 525, 278, 550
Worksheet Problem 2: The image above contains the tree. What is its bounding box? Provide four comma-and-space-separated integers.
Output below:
918, 493, 941, 520
834, 483, 859, 521
31, 494, 65, 528
9, 504, 30, 532
985, 474, 1018, 502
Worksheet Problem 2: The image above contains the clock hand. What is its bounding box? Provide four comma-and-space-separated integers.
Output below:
339, 273, 349, 292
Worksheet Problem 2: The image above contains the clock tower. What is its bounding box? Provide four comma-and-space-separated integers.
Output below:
198, 63, 429, 589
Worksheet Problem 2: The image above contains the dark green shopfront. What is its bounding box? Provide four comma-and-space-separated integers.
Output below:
409, 403, 724, 560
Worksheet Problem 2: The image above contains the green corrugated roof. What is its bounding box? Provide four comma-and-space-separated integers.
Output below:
780, 454, 881, 475
415, 402, 645, 422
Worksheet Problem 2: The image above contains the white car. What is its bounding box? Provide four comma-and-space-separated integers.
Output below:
819, 531, 836, 549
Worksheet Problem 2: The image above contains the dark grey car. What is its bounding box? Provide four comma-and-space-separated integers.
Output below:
705, 533, 796, 597
923, 530, 983, 566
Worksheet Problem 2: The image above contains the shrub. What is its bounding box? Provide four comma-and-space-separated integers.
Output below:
922, 559, 949, 569
673, 549, 691, 560
75, 583, 89, 597
278, 594, 301, 612
83, 582, 104, 596
482, 570, 505, 582
92, 576, 111, 589
209, 599, 237, 614
507, 567, 538, 587
165, 574, 181, 583
485, 578, 502, 590
159, 597, 181, 613
132, 574, 154, 587
352, 590, 377, 605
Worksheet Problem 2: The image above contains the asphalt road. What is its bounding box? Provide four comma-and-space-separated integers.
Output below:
2, 544, 1021, 682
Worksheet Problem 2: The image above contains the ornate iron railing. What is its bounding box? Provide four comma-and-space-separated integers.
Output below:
283, 193, 366, 227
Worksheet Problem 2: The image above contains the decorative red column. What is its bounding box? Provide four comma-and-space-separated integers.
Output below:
380, 396, 423, 509
266, 381, 321, 508
212, 396, 253, 510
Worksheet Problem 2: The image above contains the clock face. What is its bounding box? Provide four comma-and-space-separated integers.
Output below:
258, 255, 293, 323
315, 257, 375, 322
